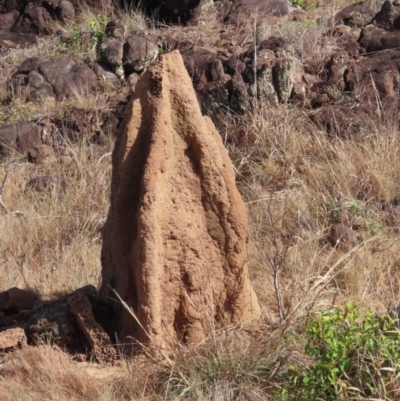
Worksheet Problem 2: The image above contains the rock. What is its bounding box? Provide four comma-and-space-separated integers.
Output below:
0, 10, 19, 31
17, 57, 43, 74
122, 34, 158, 75
68, 291, 116, 364
372, 0, 400, 31
327, 223, 359, 249
56, 0, 75, 23
11, 3, 52, 35
0, 121, 42, 155
52, 64, 97, 99
141, 0, 204, 22
183, 48, 226, 88
27, 302, 78, 345
273, 57, 296, 103
359, 24, 400, 52
101, 50, 261, 350
100, 37, 124, 71
0, 30, 36, 49
27, 144, 57, 164
0, 327, 27, 352
38, 56, 75, 84
223, 0, 293, 24
105, 19, 124, 39
335, 0, 385, 28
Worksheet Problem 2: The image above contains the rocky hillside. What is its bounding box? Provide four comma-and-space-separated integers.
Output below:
1, 1, 400, 400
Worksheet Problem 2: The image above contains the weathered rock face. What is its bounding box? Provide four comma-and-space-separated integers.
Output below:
101, 50, 260, 350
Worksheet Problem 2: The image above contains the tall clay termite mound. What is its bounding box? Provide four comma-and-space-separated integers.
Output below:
101, 50, 261, 350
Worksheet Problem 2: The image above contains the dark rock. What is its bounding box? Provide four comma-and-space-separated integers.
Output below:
100, 37, 124, 70
27, 70, 44, 88
273, 57, 296, 103
17, 57, 43, 74
335, 0, 385, 28
56, 0, 75, 23
11, 3, 52, 35
28, 143, 57, 164
105, 19, 124, 39
224, 0, 292, 24
122, 34, 158, 75
28, 82, 55, 101
230, 72, 251, 114
183, 48, 225, 88
0, 0, 27, 13
359, 24, 400, 52
27, 302, 78, 345
0, 30, 36, 49
38, 56, 75, 85
0, 121, 41, 155
372, 0, 400, 31
0, 11, 20, 31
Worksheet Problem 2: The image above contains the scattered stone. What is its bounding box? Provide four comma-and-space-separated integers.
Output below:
101, 51, 261, 350
100, 37, 124, 71
68, 291, 116, 363
0, 327, 27, 352
273, 57, 296, 103
0, 121, 41, 155
122, 34, 158, 75
223, 0, 293, 24
56, 0, 75, 23
11, 3, 52, 35
0, 30, 36, 49
28, 143, 57, 164
335, 0, 385, 28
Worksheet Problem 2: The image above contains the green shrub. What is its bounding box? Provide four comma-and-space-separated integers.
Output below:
278, 302, 400, 400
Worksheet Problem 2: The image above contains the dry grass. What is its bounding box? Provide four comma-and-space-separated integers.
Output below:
0, 1, 399, 400
0, 143, 111, 297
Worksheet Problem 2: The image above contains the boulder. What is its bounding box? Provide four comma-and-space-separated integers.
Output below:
0, 122, 41, 154
101, 50, 261, 350
122, 34, 158, 75
371, 0, 400, 31
0, 10, 20, 31
11, 3, 52, 35
100, 37, 124, 71
223, 0, 293, 24
335, 0, 385, 28
0, 30, 36, 49
0, 327, 27, 352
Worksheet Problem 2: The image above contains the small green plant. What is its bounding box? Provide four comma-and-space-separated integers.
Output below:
278, 302, 400, 400
59, 14, 109, 55
292, 0, 304, 7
